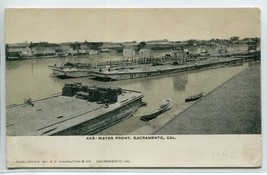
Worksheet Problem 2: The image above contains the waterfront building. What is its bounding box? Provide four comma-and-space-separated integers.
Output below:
79, 44, 91, 54
19, 50, 34, 58
121, 41, 138, 49
226, 43, 247, 54
99, 43, 123, 53
171, 49, 187, 64
68, 49, 79, 56
55, 45, 72, 57
217, 45, 228, 54
89, 50, 100, 55
170, 41, 188, 50
32, 47, 56, 56
139, 48, 153, 59
146, 39, 171, 50
122, 41, 137, 58
123, 48, 136, 58
6, 42, 31, 58
246, 41, 257, 52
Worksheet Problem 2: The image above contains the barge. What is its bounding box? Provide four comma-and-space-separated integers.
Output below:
92, 52, 260, 81
6, 83, 144, 136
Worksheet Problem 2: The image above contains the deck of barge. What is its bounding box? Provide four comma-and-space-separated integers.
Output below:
6, 90, 143, 136
92, 55, 259, 80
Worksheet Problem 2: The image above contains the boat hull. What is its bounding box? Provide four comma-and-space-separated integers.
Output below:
53, 69, 92, 78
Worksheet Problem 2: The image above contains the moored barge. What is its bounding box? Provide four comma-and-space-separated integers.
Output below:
6, 83, 144, 136
92, 52, 260, 81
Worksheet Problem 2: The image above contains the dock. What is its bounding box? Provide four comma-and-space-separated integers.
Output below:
92, 52, 260, 81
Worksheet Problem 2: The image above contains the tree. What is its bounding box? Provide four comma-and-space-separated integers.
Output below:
29, 42, 33, 49
137, 41, 146, 50
70, 43, 81, 50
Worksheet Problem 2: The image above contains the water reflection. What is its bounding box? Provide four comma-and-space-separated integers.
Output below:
172, 73, 188, 92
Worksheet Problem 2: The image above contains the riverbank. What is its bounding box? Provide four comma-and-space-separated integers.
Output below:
151, 62, 260, 135
7, 54, 92, 61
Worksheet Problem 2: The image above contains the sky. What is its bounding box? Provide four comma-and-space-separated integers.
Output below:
5, 8, 260, 44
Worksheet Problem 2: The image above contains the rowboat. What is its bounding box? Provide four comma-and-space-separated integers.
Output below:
185, 93, 204, 102
140, 99, 172, 121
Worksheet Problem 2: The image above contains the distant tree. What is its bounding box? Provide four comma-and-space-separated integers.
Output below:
70, 43, 81, 50
187, 39, 197, 46
137, 41, 146, 50
29, 42, 33, 49
91, 42, 103, 50
230, 36, 240, 41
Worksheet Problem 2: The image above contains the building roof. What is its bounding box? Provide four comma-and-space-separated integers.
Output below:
7, 47, 31, 52
170, 42, 188, 47
80, 44, 91, 50
7, 42, 30, 48
146, 39, 169, 45
58, 45, 72, 51
100, 43, 122, 49
32, 47, 56, 52
121, 41, 138, 46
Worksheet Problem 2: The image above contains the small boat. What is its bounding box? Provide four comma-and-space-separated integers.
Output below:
185, 93, 204, 102
140, 101, 148, 107
140, 99, 172, 121
49, 62, 95, 78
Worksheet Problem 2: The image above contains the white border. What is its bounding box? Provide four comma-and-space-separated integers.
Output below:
0, 0, 266, 173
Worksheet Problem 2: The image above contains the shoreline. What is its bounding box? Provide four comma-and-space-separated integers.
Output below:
6, 55, 91, 61
129, 63, 258, 135
154, 62, 261, 135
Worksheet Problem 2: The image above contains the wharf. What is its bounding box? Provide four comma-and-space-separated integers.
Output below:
154, 63, 261, 134
92, 53, 259, 81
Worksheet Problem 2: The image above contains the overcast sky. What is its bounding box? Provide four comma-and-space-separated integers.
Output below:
5, 8, 260, 44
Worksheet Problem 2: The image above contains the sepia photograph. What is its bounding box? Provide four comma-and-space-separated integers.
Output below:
5, 8, 261, 167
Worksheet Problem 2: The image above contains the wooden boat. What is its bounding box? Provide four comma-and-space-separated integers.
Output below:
49, 62, 95, 78
140, 99, 172, 121
140, 101, 148, 106
185, 93, 204, 102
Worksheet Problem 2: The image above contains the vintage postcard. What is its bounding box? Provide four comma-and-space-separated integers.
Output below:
5, 8, 261, 168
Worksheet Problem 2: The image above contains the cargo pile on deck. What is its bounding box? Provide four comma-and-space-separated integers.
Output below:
62, 83, 122, 104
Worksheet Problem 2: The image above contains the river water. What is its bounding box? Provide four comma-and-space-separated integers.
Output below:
6, 55, 250, 134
